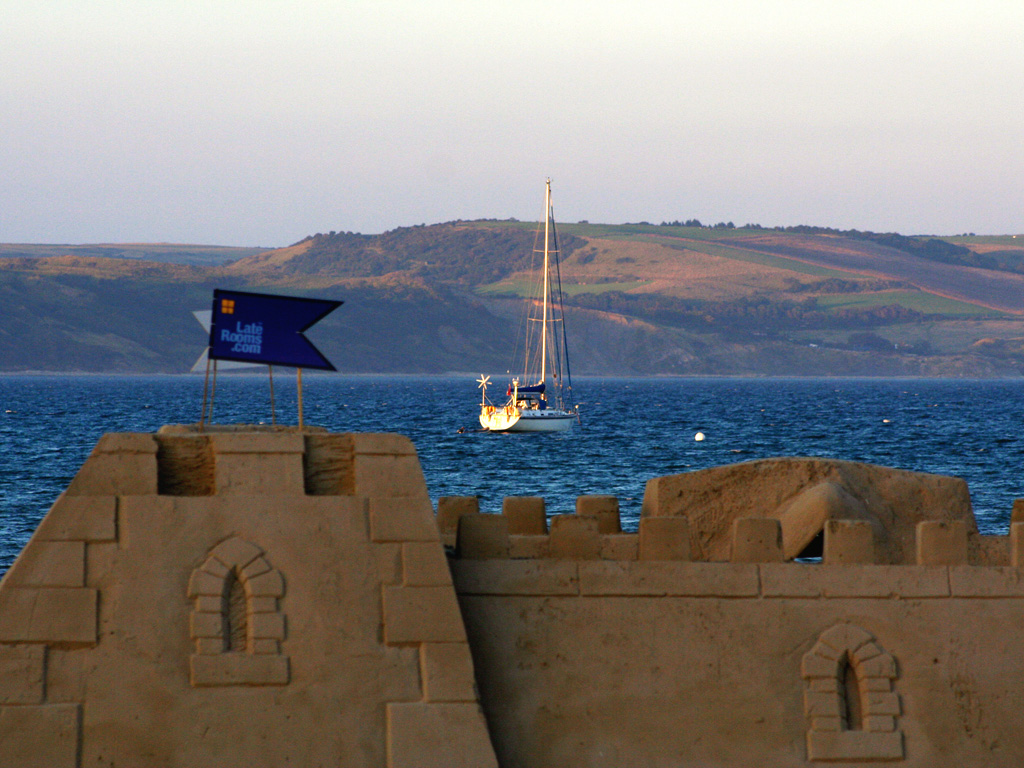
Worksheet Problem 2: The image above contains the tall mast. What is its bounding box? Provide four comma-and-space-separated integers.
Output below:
541, 179, 550, 385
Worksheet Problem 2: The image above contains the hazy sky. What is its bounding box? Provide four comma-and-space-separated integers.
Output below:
3, 1, 1023, 245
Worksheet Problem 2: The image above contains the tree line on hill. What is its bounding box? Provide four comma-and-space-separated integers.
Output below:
290, 225, 585, 284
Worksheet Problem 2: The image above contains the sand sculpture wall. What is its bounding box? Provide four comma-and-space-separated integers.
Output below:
2, 430, 1024, 767
447, 506, 1024, 766
0, 427, 495, 768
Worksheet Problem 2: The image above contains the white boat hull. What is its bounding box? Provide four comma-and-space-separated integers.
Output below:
480, 406, 575, 433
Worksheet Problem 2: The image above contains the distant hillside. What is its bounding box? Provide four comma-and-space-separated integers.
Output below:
2, 222, 1024, 376
0, 243, 268, 266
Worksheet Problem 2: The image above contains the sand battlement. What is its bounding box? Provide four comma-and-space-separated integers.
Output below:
444, 496, 1020, 568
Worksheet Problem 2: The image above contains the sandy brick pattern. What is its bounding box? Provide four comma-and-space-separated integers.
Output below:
187, 536, 290, 687
801, 624, 903, 761
374, 492, 497, 768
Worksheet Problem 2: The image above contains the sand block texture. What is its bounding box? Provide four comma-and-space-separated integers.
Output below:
3, 432, 1024, 767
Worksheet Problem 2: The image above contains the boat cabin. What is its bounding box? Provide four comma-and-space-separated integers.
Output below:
513, 381, 548, 410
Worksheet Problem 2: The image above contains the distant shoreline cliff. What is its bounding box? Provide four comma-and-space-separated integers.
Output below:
2, 224, 1024, 376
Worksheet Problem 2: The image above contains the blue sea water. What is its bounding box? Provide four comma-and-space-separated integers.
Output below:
2, 374, 1024, 572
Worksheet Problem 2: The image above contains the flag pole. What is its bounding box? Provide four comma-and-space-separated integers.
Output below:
268, 365, 276, 425
200, 352, 211, 429
297, 367, 304, 430
208, 360, 218, 424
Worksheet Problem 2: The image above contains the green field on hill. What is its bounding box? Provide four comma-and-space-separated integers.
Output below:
816, 290, 998, 317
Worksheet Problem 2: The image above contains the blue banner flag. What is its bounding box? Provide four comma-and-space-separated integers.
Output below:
208, 289, 342, 370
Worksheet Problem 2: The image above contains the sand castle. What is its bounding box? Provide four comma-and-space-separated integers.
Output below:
1, 425, 1022, 767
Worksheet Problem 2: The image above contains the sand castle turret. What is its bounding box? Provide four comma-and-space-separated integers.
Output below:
0, 426, 495, 768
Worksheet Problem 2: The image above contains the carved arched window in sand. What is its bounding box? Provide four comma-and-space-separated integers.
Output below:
187, 536, 290, 687
801, 624, 903, 761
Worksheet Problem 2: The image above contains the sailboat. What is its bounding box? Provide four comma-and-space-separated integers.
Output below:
478, 179, 579, 432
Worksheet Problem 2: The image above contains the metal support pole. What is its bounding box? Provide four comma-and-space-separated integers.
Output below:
297, 367, 304, 430
268, 365, 276, 425
200, 352, 211, 429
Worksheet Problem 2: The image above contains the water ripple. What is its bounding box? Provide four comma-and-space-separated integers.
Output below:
2, 375, 1022, 572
